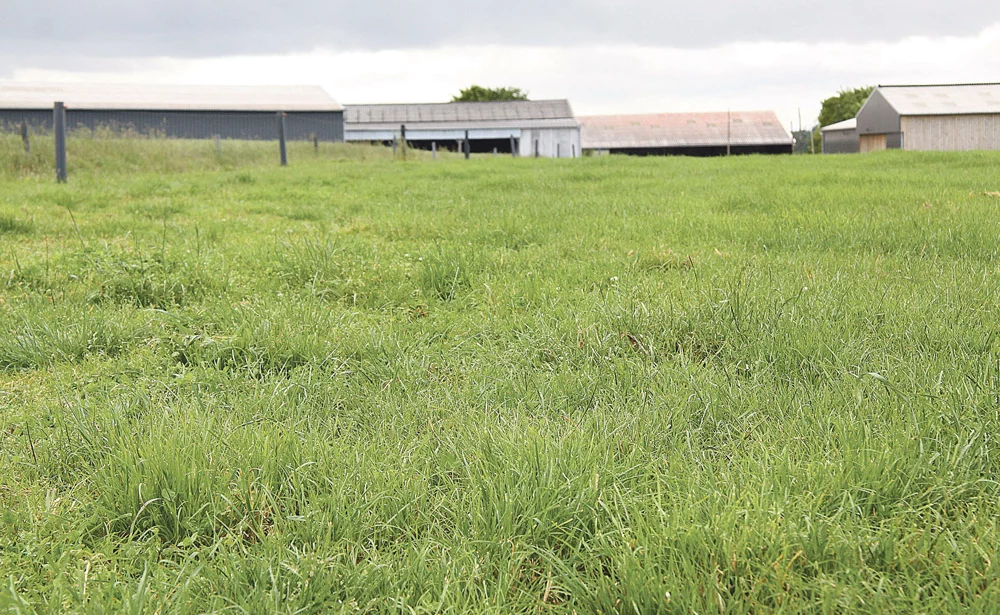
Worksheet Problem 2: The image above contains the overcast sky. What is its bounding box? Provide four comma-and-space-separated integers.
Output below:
2, 1, 999, 127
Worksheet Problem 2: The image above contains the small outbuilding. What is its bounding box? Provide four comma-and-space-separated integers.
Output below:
0, 82, 344, 141
856, 83, 1000, 152
344, 100, 581, 158
821, 118, 859, 154
579, 111, 793, 156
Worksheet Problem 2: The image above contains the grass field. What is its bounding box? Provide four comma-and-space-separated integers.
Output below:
1, 136, 1000, 613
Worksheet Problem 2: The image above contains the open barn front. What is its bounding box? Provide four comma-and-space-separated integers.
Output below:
606, 143, 793, 157
403, 137, 519, 154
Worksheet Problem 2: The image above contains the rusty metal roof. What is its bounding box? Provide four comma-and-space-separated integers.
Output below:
579, 111, 792, 149
346, 100, 577, 127
875, 83, 1000, 116
0, 82, 343, 111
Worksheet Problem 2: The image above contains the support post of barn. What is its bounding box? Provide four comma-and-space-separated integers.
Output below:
277, 112, 288, 166
54, 102, 67, 183
20, 122, 30, 154
464, 130, 470, 159
726, 109, 732, 157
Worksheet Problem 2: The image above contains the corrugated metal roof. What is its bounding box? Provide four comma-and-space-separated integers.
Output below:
876, 83, 1000, 116
579, 111, 791, 149
345, 100, 576, 126
821, 118, 857, 132
346, 118, 580, 134
0, 82, 343, 112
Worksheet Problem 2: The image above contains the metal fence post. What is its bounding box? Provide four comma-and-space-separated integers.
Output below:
556, 143, 561, 158
511, 135, 517, 158
534, 139, 539, 158
464, 130, 470, 159
20, 122, 30, 153
313, 133, 319, 155
432, 141, 437, 159
214, 134, 221, 156
54, 102, 67, 183
572, 144, 577, 158
277, 112, 288, 166
401, 124, 407, 161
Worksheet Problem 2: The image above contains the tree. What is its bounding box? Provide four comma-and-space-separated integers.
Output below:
818, 86, 874, 127
451, 85, 529, 102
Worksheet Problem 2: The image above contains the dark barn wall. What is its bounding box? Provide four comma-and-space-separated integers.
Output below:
607, 143, 792, 157
822, 130, 860, 154
0, 109, 344, 141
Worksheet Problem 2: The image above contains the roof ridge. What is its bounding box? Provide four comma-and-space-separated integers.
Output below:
879, 82, 1000, 88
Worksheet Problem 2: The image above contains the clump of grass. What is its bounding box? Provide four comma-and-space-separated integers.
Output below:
0, 213, 34, 235
420, 247, 478, 301
0, 305, 145, 370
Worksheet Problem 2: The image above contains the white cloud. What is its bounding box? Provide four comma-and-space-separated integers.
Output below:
6, 24, 999, 129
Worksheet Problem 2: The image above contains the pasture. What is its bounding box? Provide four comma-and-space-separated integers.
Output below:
1, 137, 999, 613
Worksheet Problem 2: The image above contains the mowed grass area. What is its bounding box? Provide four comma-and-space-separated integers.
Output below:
1, 136, 1000, 614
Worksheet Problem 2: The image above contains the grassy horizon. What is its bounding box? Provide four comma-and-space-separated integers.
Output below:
1, 142, 1000, 613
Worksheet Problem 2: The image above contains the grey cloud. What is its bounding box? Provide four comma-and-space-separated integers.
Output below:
1, 0, 997, 63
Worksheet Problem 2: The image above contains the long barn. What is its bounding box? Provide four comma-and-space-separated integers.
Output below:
345, 100, 581, 158
0, 83, 344, 141
856, 83, 1000, 152
580, 111, 793, 156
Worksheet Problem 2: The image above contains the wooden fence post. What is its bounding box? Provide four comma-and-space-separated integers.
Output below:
20, 122, 30, 153
277, 112, 288, 166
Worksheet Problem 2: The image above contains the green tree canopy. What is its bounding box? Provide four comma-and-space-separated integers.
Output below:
452, 85, 529, 102
818, 86, 875, 127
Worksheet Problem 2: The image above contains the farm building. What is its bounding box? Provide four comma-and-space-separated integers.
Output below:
579, 111, 793, 156
0, 82, 344, 141
856, 83, 1000, 152
821, 118, 860, 154
344, 100, 581, 158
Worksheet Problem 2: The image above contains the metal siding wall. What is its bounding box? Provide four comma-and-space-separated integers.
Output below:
822, 130, 860, 154
2, 109, 344, 141
0, 109, 55, 132
857, 90, 901, 135
901, 115, 1000, 151
516, 127, 581, 158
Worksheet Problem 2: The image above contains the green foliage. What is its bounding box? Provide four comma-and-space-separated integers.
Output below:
819, 86, 875, 127
452, 85, 529, 102
2, 142, 1000, 613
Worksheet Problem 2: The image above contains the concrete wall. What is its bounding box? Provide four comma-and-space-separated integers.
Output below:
901, 114, 1000, 151
519, 127, 581, 158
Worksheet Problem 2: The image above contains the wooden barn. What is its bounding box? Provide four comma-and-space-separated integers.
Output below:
856, 83, 1000, 152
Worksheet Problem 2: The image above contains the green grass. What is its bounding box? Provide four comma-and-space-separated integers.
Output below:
1, 135, 1000, 613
